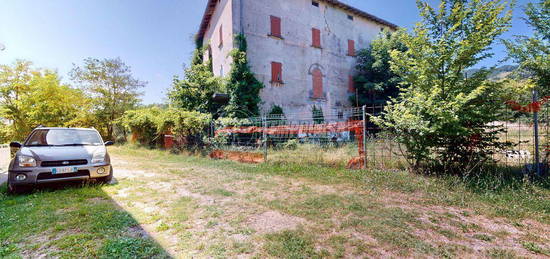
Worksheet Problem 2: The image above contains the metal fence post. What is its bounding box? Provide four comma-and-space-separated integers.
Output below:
263, 115, 268, 162
362, 105, 367, 169
533, 90, 541, 176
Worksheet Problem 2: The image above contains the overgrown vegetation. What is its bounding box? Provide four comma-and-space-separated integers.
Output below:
0, 61, 95, 142
168, 42, 225, 115
353, 29, 407, 107
224, 34, 264, 118
119, 107, 211, 148
376, 0, 515, 174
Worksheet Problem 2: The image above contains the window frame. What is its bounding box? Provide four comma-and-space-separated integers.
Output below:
269, 15, 283, 39
311, 28, 321, 48
271, 61, 284, 84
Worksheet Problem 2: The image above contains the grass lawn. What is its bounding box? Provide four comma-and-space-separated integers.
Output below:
1, 145, 549, 258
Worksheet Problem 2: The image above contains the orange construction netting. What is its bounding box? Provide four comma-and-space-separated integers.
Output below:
505, 96, 550, 113
214, 120, 367, 168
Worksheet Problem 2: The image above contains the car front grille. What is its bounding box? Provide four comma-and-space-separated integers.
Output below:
37, 170, 90, 180
41, 160, 88, 167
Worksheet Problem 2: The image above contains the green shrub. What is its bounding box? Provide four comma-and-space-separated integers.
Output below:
120, 107, 211, 148
119, 107, 162, 147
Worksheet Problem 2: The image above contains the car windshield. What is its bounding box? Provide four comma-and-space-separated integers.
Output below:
24, 129, 103, 146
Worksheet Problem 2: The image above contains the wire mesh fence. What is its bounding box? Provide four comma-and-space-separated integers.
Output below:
209, 107, 366, 168
206, 99, 549, 176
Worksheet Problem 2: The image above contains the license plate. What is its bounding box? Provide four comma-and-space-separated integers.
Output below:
51, 167, 78, 175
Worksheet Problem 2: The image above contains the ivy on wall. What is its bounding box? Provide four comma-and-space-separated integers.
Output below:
224, 34, 264, 118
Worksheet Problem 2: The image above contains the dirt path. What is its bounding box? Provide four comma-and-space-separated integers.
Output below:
106, 150, 550, 258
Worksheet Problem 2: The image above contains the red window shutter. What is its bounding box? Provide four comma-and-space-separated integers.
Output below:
348, 75, 355, 93
312, 28, 321, 48
312, 69, 323, 98
270, 16, 281, 37
219, 25, 223, 46
348, 39, 355, 56
271, 62, 282, 82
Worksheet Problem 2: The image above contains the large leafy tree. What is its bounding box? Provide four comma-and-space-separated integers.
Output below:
224, 34, 264, 118
0, 60, 33, 140
71, 57, 145, 141
377, 0, 514, 174
353, 29, 407, 107
168, 45, 224, 115
504, 0, 549, 96
0, 60, 92, 141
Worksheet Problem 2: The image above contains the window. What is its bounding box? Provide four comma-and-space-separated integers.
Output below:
347, 15, 354, 21
25, 129, 102, 146
312, 68, 323, 99
218, 25, 223, 47
348, 75, 355, 93
312, 28, 321, 48
271, 62, 283, 83
347, 39, 355, 56
312, 1, 319, 7
270, 16, 282, 38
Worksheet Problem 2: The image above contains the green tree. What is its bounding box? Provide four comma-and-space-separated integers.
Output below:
0, 60, 33, 140
0, 60, 93, 141
504, 0, 549, 95
353, 29, 407, 107
376, 0, 514, 174
168, 45, 224, 115
71, 57, 145, 141
225, 34, 264, 118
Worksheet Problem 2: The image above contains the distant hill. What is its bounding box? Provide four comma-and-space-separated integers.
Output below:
465, 65, 521, 81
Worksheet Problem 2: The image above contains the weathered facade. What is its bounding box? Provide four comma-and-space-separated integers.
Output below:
198, 0, 397, 116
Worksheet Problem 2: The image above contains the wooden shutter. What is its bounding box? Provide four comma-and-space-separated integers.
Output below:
312, 28, 321, 48
270, 16, 281, 37
312, 69, 323, 98
271, 62, 282, 82
348, 39, 355, 56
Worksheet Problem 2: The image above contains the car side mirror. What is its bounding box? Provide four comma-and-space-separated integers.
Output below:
9, 142, 22, 148
104, 141, 114, 146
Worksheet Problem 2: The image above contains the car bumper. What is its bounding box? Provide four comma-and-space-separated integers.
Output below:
8, 163, 111, 186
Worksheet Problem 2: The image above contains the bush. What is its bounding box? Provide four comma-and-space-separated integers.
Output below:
119, 108, 162, 147
120, 107, 211, 149
376, 0, 514, 174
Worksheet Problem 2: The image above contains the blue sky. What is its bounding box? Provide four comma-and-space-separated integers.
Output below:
0, 0, 535, 104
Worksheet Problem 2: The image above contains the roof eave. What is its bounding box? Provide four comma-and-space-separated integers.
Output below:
196, 0, 399, 41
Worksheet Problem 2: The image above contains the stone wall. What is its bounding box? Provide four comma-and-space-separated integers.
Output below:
204, 0, 393, 116
203, 0, 234, 77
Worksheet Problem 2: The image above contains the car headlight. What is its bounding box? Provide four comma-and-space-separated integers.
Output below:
91, 149, 106, 164
18, 155, 37, 167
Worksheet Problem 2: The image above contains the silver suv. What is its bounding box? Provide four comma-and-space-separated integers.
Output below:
7, 127, 113, 194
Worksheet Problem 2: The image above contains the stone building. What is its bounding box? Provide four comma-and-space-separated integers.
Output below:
197, 0, 397, 117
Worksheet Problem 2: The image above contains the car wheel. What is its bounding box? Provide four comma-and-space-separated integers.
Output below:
98, 166, 113, 184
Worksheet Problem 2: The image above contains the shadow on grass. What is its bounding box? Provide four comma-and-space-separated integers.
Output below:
0, 179, 172, 258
